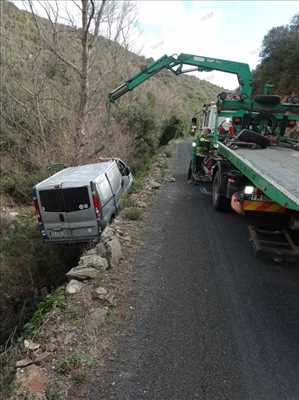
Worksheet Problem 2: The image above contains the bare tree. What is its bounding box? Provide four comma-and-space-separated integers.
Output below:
25, 0, 137, 163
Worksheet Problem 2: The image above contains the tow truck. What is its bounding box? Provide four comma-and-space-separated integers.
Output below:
109, 53, 299, 262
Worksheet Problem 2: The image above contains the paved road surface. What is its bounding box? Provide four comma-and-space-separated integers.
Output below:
90, 142, 299, 400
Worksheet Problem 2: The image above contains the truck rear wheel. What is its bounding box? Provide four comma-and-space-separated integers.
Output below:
212, 170, 230, 211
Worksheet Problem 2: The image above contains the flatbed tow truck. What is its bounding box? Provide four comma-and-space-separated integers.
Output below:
108, 53, 299, 262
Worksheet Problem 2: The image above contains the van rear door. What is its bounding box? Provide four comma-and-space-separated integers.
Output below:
38, 186, 99, 242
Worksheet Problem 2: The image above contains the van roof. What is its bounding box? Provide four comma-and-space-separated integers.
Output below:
35, 161, 115, 190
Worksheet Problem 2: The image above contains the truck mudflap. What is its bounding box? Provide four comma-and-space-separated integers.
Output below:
248, 225, 299, 263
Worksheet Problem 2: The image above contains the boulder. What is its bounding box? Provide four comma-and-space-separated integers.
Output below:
24, 339, 40, 351
101, 226, 114, 242
165, 176, 176, 183
66, 266, 100, 281
16, 358, 34, 368
94, 287, 108, 299
96, 241, 108, 258
150, 180, 161, 189
65, 279, 85, 294
106, 236, 123, 268
79, 254, 108, 271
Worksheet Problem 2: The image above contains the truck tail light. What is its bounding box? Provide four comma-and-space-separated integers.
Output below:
33, 197, 42, 223
92, 192, 102, 217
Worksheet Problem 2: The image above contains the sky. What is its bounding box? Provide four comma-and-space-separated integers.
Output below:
13, 0, 299, 89
134, 0, 299, 89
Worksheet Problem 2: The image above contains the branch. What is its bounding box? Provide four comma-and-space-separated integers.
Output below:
28, 0, 82, 77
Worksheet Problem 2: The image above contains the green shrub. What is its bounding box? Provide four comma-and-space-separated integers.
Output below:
24, 288, 66, 338
118, 194, 138, 210
0, 171, 48, 204
122, 207, 143, 221
159, 116, 185, 146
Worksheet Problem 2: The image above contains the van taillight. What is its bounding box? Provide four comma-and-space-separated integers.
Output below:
33, 197, 42, 222
92, 192, 101, 217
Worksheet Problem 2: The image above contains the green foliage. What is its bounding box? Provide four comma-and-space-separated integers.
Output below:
122, 207, 143, 221
0, 171, 48, 203
118, 194, 138, 209
121, 102, 158, 162
24, 288, 66, 338
254, 13, 299, 94
57, 354, 95, 375
159, 116, 185, 146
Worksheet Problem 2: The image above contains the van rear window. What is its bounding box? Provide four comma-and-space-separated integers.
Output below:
39, 187, 90, 212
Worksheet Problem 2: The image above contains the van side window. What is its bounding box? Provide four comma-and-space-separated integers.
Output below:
117, 160, 129, 176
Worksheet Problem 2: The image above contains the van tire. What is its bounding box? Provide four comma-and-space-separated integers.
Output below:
255, 95, 281, 105
212, 170, 230, 211
238, 129, 270, 148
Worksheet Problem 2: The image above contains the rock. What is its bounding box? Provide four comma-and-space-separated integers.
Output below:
96, 241, 108, 258
65, 279, 85, 294
101, 226, 114, 242
66, 266, 100, 281
85, 247, 97, 256
16, 365, 48, 399
24, 339, 40, 351
106, 293, 116, 306
106, 236, 123, 268
94, 287, 108, 298
150, 180, 161, 189
16, 358, 34, 368
137, 201, 147, 208
34, 351, 50, 364
165, 176, 176, 183
87, 308, 108, 331
79, 254, 108, 271
122, 235, 131, 242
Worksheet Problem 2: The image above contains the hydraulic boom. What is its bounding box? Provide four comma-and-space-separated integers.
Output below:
109, 53, 253, 106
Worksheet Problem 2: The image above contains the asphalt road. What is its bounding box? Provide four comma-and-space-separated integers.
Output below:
90, 142, 299, 400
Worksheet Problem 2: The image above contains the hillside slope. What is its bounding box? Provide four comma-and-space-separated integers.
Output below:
0, 1, 221, 204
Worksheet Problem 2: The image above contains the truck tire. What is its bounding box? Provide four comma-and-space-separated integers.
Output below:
255, 95, 281, 105
212, 170, 230, 211
238, 129, 270, 148
187, 160, 193, 181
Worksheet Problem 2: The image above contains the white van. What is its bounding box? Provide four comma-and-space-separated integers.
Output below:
33, 159, 133, 243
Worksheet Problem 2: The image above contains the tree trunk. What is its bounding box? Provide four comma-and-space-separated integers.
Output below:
74, 0, 90, 163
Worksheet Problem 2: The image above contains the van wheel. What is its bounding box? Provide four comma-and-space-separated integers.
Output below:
212, 170, 230, 211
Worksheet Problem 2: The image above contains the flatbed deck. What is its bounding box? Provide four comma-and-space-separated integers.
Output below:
218, 143, 299, 211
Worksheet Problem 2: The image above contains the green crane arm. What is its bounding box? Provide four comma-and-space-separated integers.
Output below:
108, 53, 252, 103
